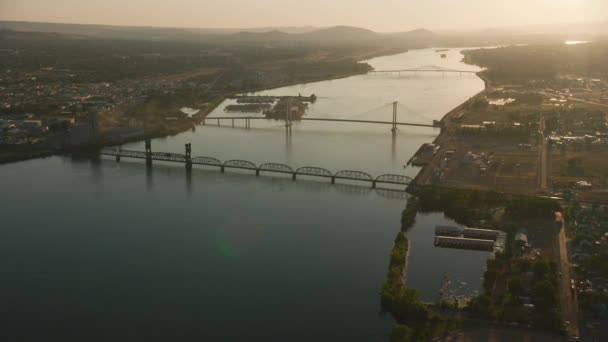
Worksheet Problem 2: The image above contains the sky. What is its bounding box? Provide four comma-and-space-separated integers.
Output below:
1, 0, 607, 32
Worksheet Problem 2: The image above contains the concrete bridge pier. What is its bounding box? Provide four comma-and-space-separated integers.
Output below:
255, 169, 260, 176
145, 139, 152, 166
185, 143, 192, 171
292, 173, 296, 181
331, 176, 336, 184
115, 146, 121, 162
372, 181, 377, 189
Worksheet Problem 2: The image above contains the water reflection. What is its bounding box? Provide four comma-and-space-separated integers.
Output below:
391, 131, 397, 165
285, 129, 293, 163
145, 162, 153, 191
185, 168, 192, 196
0, 48, 493, 339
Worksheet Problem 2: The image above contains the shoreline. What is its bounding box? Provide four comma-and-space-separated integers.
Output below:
408, 71, 490, 189
0, 49, 410, 165
4, 46, 492, 166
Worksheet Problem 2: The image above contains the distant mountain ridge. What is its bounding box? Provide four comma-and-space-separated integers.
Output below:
0, 20, 435, 45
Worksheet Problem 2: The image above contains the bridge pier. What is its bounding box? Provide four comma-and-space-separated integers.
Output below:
372, 181, 377, 189
232, 118, 234, 128
292, 173, 296, 181
185, 143, 192, 171
217, 118, 220, 126
331, 176, 335, 184
255, 169, 260, 176
115, 155, 121, 162
145, 139, 152, 165
202, 118, 206, 125
220, 165, 225, 173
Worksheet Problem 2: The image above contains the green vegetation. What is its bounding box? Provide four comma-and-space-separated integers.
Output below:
391, 187, 564, 335
469, 256, 561, 332
545, 105, 607, 134
401, 196, 419, 230
566, 203, 608, 322
465, 42, 608, 81
381, 196, 466, 341
410, 187, 559, 227
380, 229, 454, 341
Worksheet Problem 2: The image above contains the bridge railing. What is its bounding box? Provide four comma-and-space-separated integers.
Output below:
334, 170, 374, 182
375, 174, 413, 185
101, 147, 412, 189
295, 166, 333, 178
191, 156, 222, 167
259, 163, 294, 175
223, 160, 258, 172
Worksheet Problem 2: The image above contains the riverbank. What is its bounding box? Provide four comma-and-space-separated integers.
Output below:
409, 71, 490, 189
0, 58, 381, 165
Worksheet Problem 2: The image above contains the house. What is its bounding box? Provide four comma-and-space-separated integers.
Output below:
515, 229, 529, 250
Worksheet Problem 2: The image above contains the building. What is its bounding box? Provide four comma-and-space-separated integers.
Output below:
463, 228, 500, 241
435, 225, 463, 237
515, 229, 529, 250
434, 236, 495, 251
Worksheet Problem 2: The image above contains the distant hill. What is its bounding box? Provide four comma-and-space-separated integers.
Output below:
226, 26, 438, 47
0, 20, 438, 45
0, 21, 319, 41
298, 26, 380, 42
229, 30, 292, 42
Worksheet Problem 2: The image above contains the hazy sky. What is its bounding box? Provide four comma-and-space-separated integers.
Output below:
1, 0, 607, 32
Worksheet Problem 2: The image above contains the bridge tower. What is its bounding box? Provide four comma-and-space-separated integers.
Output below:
145, 139, 152, 166
185, 143, 192, 171
392, 101, 398, 133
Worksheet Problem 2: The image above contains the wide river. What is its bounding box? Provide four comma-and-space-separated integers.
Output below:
0, 48, 490, 341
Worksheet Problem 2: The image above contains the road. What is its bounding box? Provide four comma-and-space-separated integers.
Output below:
556, 213, 580, 337
538, 90, 608, 108
539, 116, 548, 192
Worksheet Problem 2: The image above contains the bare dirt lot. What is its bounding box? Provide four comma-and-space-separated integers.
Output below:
418, 134, 541, 196
550, 145, 608, 203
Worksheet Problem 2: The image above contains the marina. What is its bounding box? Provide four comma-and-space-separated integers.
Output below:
434, 225, 505, 252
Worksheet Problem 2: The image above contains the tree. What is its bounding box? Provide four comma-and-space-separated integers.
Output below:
391, 324, 414, 342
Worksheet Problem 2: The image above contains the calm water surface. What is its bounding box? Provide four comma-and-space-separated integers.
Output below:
0, 48, 490, 341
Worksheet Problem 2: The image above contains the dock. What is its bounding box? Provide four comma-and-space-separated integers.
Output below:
434, 236, 495, 251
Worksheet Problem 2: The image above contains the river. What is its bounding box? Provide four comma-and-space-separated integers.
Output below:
0, 48, 490, 341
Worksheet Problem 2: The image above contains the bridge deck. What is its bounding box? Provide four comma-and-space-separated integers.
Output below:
370, 69, 477, 74
206, 116, 436, 128
101, 149, 412, 189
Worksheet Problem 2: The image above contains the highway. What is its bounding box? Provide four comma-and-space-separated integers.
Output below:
539, 116, 548, 191
556, 213, 580, 337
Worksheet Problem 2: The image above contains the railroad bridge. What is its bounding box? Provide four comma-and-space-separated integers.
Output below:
101, 141, 412, 190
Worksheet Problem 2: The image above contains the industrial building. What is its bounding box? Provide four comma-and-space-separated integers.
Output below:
435, 225, 464, 237
434, 236, 496, 251
463, 227, 500, 241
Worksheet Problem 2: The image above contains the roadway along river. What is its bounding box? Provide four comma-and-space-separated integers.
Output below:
0, 48, 491, 341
